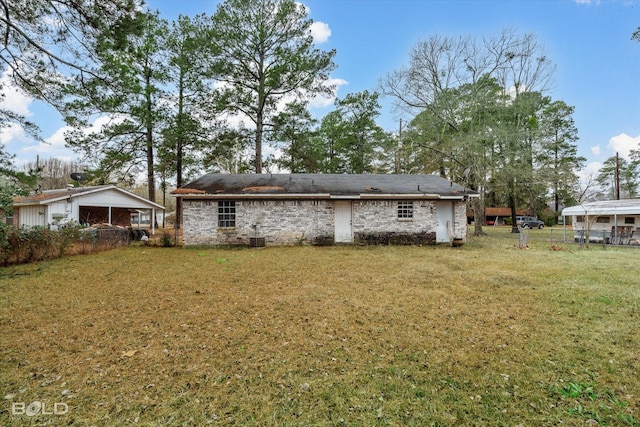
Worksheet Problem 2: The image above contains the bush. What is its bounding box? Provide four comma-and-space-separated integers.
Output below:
160, 233, 174, 247
0, 224, 121, 266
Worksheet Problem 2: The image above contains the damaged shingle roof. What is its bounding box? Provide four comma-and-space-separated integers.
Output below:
176, 174, 477, 199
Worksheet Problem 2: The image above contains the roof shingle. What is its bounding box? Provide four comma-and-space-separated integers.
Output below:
176, 174, 477, 199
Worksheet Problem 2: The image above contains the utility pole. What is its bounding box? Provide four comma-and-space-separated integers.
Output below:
396, 118, 402, 174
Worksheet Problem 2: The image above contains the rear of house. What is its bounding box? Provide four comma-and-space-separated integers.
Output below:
173, 174, 476, 247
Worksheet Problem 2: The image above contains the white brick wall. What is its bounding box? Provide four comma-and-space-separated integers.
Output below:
181, 199, 468, 246
353, 200, 438, 233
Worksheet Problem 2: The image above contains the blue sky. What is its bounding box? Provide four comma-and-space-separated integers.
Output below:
2, 0, 639, 182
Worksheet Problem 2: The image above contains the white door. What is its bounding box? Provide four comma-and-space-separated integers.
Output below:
436, 201, 454, 243
334, 201, 353, 243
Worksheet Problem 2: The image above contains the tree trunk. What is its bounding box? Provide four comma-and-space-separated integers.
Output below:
472, 196, 486, 236
175, 79, 185, 229
145, 67, 155, 202
509, 190, 519, 234
255, 118, 263, 173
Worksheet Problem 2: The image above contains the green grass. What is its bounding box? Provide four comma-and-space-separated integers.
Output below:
0, 227, 638, 426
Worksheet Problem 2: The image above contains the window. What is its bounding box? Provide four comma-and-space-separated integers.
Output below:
218, 201, 236, 227
397, 201, 413, 219
624, 217, 635, 225
596, 216, 610, 224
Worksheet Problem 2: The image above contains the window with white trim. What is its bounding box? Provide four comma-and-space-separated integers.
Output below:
397, 201, 414, 219
218, 201, 236, 227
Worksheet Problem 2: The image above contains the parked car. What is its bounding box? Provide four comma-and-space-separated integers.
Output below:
516, 216, 544, 229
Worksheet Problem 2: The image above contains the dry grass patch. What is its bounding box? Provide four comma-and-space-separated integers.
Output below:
1, 228, 638, 426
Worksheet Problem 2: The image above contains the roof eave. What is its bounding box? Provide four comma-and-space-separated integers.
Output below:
12, 185, 165, 210
175, 192, 475, 200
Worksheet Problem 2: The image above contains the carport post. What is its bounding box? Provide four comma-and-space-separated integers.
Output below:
151, 209, 155, 235
108, 206, 112, 225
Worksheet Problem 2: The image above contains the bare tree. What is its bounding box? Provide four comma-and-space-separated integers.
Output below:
380, 28, 556, 236
21, 157, 85, 190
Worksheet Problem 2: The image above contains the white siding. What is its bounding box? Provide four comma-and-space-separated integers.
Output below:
17, 206, 48, 228
77, 188, 154, 209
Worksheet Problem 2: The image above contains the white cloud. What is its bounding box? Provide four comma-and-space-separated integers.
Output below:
309, 78, 348, 108
607, 133, 640, 159
582, 161, 602, 178
0, 71, 34, 117
310, 21, 331, 44
17, 115, 123, 166
577, 160, 602, 190
23, 125, 72, 157
294, 2, 330, 43
0, 123, 28, 145
590, 145, 601, 156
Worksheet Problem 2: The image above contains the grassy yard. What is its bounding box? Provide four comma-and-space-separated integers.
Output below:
0, 227, 638, 426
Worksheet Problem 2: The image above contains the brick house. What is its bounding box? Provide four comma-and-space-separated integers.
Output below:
173, 174, 477, 246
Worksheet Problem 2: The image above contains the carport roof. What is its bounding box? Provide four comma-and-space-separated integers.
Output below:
562, 199, 640, 216
174, 173, 477, 200
13, 185, 164, 210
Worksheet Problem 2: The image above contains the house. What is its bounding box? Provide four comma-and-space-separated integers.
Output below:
561, 199, 640, 245
173, 173, 478, 247
470, 207, 530, 225
11, 185, 165, 234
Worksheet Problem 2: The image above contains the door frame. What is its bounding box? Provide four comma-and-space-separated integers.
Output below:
435, 201, 454, 243
334, 201, 353, 243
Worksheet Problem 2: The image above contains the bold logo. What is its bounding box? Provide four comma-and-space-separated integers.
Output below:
11, 401, 69, 416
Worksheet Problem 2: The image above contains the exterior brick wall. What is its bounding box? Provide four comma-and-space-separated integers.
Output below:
182, 199, 334, 246
182, 198, 468, 246
353, 200, 437, 234
454, 202, 468, 238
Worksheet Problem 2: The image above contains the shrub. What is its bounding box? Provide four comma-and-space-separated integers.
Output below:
0, 224, 123, 266
160, 233, 174, 247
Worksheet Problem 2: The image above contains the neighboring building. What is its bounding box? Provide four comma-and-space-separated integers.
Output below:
11, 185, 165, 234
471, 207, 530, 226
561, 199, 640, 244
173, 174, 477, 247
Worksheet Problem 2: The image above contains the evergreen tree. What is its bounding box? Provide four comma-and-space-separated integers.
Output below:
209, 0, 336, 173
64, 10, 169, 200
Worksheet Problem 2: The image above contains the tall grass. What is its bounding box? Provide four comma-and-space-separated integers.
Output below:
0, 228, 638, 426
